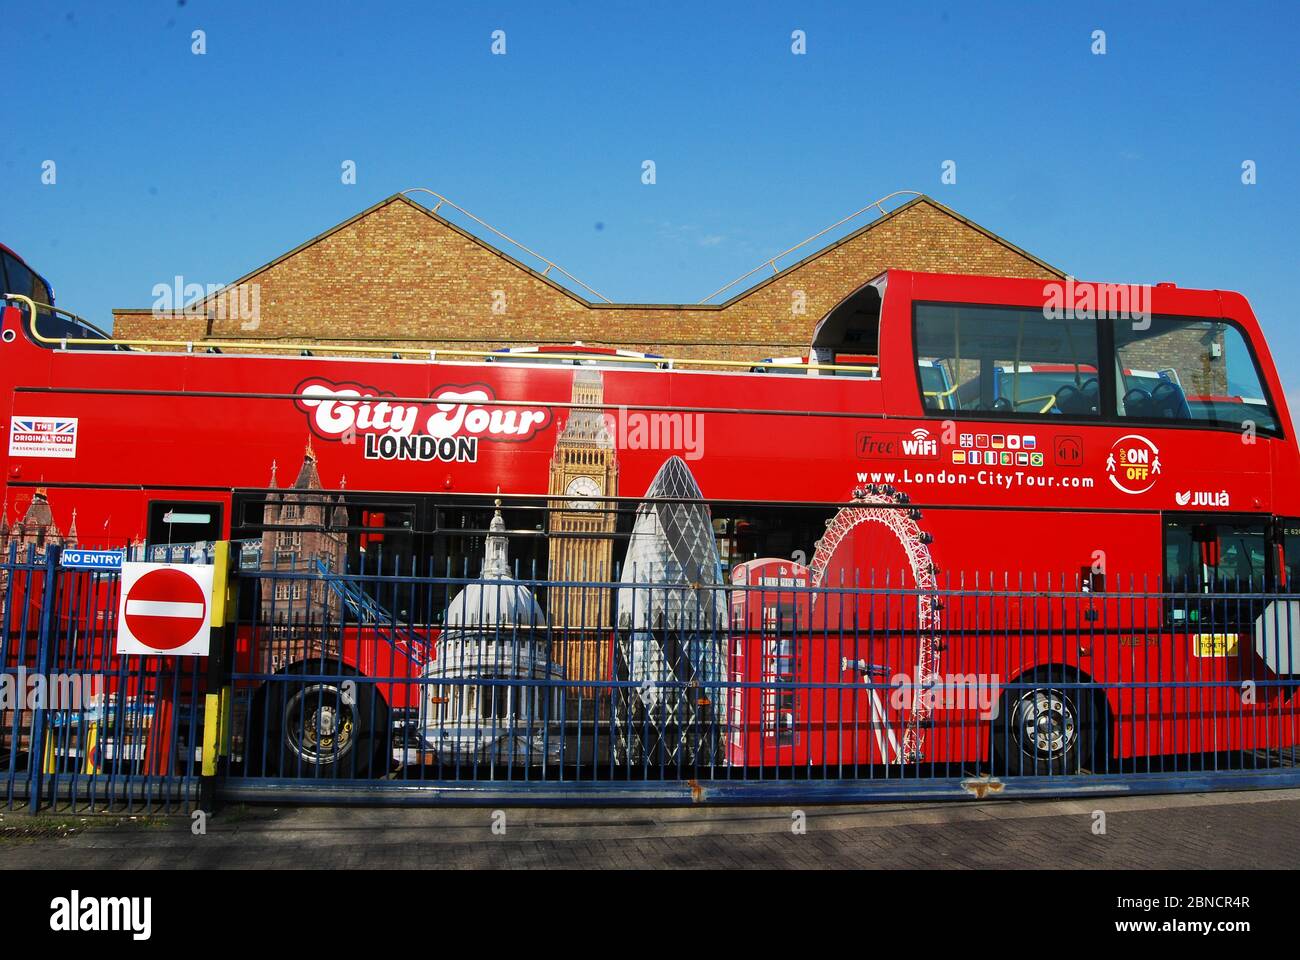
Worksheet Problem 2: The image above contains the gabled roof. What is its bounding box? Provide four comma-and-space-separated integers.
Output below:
113, 191, 1063, 316
713, 194, 1065, 305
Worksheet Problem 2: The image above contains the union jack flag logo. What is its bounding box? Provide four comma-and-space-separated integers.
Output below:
13, 418, 75, 435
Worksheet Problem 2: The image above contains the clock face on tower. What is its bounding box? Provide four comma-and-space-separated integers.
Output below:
565, 475, 602, 510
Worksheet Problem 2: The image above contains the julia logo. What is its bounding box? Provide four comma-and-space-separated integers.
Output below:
1105, 434, 1161, 495
1177, 490, 1230, 507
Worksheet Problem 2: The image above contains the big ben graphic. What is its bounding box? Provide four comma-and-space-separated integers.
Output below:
548, 368, 618, 691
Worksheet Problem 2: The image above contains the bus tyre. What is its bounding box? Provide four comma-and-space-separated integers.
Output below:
262, 663, 389, 778
993, 669, 1093, 776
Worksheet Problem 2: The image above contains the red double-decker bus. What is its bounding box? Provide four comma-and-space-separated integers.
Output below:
2, 264, 1298, 778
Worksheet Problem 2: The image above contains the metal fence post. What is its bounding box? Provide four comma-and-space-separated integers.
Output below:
28, 545, 62, 814
200, 541, 238, 811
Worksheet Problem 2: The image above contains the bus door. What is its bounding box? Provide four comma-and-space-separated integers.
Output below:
1162, 514, 1278, 751
1261, 517, 1300, 686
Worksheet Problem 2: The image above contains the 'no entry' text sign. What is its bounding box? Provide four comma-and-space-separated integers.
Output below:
116, 562, 215, 657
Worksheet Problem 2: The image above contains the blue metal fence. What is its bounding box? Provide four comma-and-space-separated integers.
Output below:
5, 544, 1300, 811
221, 552, 1300, 805
1, 544, 206, 813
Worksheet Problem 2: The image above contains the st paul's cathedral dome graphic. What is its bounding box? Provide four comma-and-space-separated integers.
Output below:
419, 501, 564, 765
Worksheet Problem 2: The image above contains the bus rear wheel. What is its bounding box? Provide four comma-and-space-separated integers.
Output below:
257, 663, 390, 779
994, 669, 1093, 776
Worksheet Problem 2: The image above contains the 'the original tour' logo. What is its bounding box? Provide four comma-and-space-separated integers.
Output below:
1105, 434, 1161, 495
295, 379, 552, 463
8, 416, 78, 459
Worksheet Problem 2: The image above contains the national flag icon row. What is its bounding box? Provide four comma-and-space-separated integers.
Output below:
958, 433, 1037, 451
953, 450, 1045, 466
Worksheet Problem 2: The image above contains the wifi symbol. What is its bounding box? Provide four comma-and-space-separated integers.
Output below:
911, 428, 929, 441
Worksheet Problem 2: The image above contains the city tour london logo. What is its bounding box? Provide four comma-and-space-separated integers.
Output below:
1105, 434, 1161, 494
295, 379, 552, 463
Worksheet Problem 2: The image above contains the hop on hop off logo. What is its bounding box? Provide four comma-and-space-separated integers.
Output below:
1105, 434, 1162, 495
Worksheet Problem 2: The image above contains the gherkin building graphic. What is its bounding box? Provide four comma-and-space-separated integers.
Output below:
614, 456, 727, 767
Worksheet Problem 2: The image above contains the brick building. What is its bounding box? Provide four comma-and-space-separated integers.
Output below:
259, 444, 349, 628
0, 488, 77, 603
112, 192, 1063, 361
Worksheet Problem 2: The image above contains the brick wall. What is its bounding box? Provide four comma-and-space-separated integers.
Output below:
113, 195, 1063, 363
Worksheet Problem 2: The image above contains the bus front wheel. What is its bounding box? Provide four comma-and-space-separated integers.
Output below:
993, 668, 1094, 776
255, 662, 390, 779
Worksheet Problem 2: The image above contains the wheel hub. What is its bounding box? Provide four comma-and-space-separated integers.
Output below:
286, 687, 355, 762
1014, 690, 1076, 757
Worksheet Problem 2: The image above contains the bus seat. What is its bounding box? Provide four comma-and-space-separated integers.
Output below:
1150, 380, 1192, 420
1122, 387, 1153, 418
1054, 383, 1089, 415
1080, 377, 1100, 414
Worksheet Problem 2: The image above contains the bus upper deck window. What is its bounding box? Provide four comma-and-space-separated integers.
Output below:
913, 304, 1100, 417
1113, 318, 1277, 432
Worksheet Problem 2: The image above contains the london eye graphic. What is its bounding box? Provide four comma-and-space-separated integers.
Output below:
809, 484, 942, 763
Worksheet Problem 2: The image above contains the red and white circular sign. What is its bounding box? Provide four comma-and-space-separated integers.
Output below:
116, 562, 215, 657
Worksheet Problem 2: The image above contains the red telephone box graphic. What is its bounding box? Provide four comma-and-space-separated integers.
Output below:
727, 559, 810, 767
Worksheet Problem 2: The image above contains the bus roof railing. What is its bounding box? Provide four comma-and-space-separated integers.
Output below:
1, 294, 881, 376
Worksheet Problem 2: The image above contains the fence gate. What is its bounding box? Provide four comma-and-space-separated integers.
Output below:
1, 545, 205, 814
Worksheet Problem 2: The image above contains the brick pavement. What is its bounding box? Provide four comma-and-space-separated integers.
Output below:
2, 788, 1296, 869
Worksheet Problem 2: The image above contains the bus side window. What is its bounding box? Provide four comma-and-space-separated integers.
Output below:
1113, 318, 1277, 432
913, 304, 1100, 416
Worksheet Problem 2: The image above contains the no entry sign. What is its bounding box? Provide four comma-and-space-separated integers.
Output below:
116, 562, 215, 657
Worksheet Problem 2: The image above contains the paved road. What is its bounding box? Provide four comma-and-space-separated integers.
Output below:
2, 788, 1297, 869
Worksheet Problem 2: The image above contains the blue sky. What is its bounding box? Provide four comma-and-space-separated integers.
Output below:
4, 1, 1297, 400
